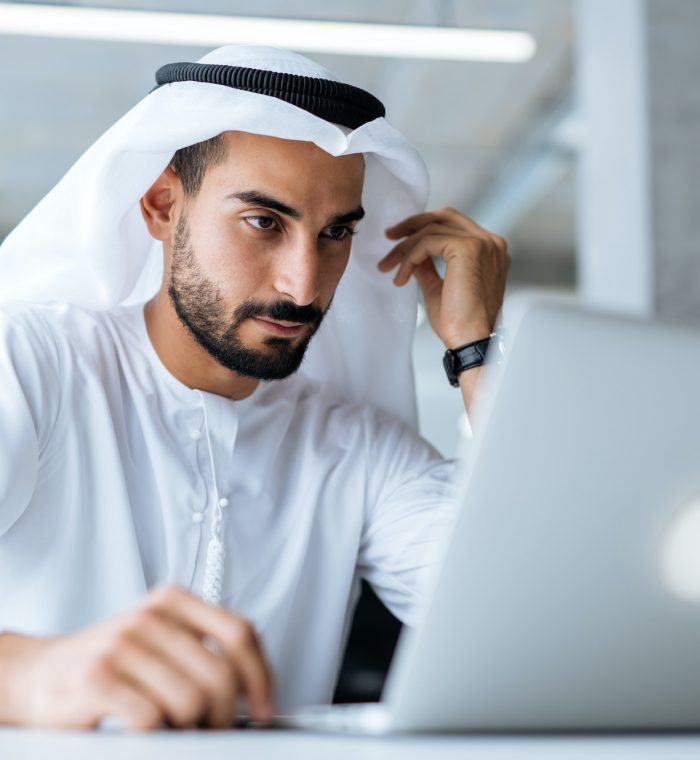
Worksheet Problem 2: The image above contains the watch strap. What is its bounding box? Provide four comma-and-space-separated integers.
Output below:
443, 336, 491, 387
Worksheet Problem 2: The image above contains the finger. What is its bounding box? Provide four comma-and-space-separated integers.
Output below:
148, 585, 274, 721
110, 632, 209, 728
92, 668, 164, 732
384, 227, 508, 277
392, 234, 456, 286
385, 208, 471, 239
133, 609, 238, 729
393, 255, 413, 286
378, 222, 470, 271
385, 207, 486, 240
223, 630, 274, 722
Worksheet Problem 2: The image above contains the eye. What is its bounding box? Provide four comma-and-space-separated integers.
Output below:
244, 215, 279, 231
322, 225, 357, 242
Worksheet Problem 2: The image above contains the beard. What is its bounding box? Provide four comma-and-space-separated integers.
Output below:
167, 215, 328, 381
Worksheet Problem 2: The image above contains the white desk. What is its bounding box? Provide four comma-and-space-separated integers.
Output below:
3, 728, 700, 759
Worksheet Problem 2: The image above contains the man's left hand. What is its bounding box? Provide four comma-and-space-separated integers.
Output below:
378, 207, 510, 349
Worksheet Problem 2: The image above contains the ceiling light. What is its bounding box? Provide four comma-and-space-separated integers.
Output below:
0, 3, 536, 62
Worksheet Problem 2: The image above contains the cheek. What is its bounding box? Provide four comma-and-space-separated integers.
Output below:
320, 250, 352, 295
207, 241, 269, 289
187, 212, 270, 291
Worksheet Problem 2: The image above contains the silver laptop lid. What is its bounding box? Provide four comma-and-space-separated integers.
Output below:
383, 298, 700, 731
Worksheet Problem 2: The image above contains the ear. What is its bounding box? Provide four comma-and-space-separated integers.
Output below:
139, 166, 181, 242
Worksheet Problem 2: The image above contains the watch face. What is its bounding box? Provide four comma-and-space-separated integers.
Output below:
443, 350, 458, 384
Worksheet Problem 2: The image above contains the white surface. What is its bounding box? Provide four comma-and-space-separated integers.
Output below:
2, 727, 700, 759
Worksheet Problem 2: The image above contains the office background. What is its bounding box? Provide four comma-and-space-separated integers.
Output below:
1, 0, 698, 702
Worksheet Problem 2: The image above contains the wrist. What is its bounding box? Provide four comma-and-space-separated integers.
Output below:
0, 632, 47, 725
442, 322, 492, 351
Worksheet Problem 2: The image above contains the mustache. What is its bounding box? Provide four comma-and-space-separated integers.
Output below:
233, 299, 324, 326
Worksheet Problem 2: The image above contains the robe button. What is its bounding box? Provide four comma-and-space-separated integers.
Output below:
192, 511, 204, 523
218, 497, 229, 508
189, 429, 202, 441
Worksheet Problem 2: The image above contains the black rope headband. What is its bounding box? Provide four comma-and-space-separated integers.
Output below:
154, 62, 386, 129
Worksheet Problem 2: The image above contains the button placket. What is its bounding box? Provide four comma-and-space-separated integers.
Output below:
188, 414, 207, 526
196, 392, 241, 606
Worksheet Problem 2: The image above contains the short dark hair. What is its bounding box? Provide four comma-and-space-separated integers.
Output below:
170, 133, 227, 196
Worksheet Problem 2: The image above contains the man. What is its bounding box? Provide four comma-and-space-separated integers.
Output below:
0, 45, 508, 730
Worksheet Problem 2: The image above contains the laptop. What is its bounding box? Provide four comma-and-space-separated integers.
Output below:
282, 296, 700, 733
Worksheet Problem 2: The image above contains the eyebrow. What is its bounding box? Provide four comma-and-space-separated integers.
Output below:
330, 206, 366, 226
226, 190, 365, 226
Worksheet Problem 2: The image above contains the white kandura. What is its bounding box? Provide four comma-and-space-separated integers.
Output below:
0, 302, 457, 710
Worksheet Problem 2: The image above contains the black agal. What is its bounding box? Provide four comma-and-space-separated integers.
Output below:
154, 62, 385, 129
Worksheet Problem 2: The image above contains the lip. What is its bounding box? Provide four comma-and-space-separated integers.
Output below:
252, 317, 307, 337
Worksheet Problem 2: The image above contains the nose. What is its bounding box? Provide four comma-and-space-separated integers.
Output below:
272, 234, 321, 306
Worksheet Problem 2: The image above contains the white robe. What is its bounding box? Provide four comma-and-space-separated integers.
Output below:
0, 301, 456, 709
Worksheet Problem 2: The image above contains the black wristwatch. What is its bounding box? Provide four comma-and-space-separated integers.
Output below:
442, 335, 493, 387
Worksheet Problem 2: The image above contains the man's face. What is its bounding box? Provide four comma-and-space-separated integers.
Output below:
167, 131, 366, 380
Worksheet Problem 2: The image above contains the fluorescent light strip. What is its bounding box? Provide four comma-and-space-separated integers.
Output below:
0, 3, 536, 62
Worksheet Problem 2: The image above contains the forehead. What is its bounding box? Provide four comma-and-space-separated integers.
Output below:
209, 130, 365, 197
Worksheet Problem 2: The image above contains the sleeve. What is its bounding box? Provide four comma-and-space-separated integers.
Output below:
356, 407, 461, 626
0, 307, 61, 537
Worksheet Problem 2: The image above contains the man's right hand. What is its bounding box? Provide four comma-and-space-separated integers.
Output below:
1, 584, 274, 730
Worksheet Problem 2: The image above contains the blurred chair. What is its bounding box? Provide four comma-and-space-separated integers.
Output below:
333, 580, 402, 703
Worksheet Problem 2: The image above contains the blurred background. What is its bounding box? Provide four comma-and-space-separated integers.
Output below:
1, 0, 698, 702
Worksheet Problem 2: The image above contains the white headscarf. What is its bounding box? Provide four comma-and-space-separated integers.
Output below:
0, 45, 429, 427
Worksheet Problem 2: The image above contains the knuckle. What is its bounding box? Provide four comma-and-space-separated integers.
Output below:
208, 662, 236, 696
98, 630, 133, 665
82, 656, 114, 694
126, 607, 158, 632
114, 628, 137, 653
133, 703, 163, 731
407, 250, 423, 264
236, 619, 256, 646
149, 583, 183, 607
227, 618, 256, 649
170, 686, 207, 726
